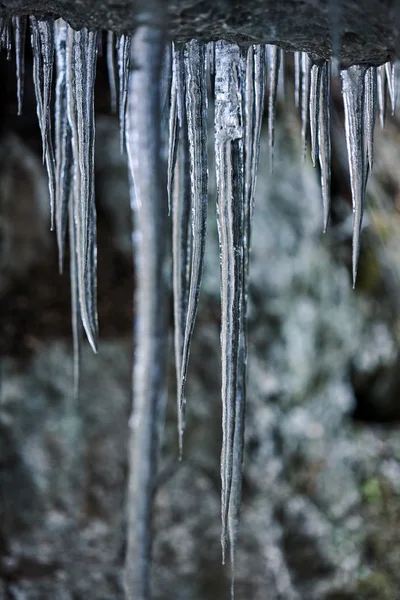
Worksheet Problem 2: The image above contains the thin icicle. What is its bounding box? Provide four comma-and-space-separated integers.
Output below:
341, 65, 368, 287
385, 61, 396, 115
12, 16, 26, 116
30, 17, 56, 229
171, 44, 192, 456
214, 40, 244, 569
301, 52, 311, 160
118, 34, 131, 151
69, 184, 82, 400
294, 51, 301, 108
107, 31, 117, 114
365, 66, 377, 173
318, 61, 331, 232
228, 44, 265, 597
377, 64, 386, 129
178, 40, 208, 454
66, 25, 98, 352
54, 19, 72, 273
124, 24, 168, 600
310, 61, 323, 168
267, 44, 280, 172
167, 48, 178, 216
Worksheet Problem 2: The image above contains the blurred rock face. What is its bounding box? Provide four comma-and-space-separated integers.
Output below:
2, 84, 400, 599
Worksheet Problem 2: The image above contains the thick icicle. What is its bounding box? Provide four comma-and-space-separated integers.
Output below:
178, 40, 208, 453
301, 52, 311, 160
118, 34, 131, 151
54, 19, 72, 273
107, 31, 117, 114
310, 61, 323, 168
294, 51, 301, 108
124, 24, 168, 600
66, 25, 98, 352
30, 17, 56, 229
170, 44, 192, 455
267, 44, 280, 172
377, 64, 386, 129
12, 16, 26, 116
214, 40, 244, 569
341, 65, 368, 287
318, 61, 331, 232
365, 66, 377, 173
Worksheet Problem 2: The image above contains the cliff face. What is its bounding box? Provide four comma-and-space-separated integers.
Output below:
0, 0, 398, 66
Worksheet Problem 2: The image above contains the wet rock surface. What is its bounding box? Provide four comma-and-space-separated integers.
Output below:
0, 1, 398, 66
2, 73, 400, 598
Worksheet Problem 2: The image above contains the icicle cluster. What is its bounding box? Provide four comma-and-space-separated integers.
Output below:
2, 13, 399, 599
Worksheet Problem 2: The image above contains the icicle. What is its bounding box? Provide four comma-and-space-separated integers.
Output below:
177, 40, 208, 454
377, 64, 386, 129
385, 61, 396, 115
12, 16, 26, 116
318, 61, 331, 232
310, 61, 323, 168
66, 25, 98, 352
267, 44, 280, 172
341, 65, 368, 287
167, 48, 178, 216
54, 19, 72, 273
124, 24, 168, 600
5, 20, 11, 60
227, 44, 265, 597
301, 52, 312, 160
107, 31, 117, 114
294, 51, 301, 108
118, 34, 131, 151
365, 66, 377, 173
170, 44, 192, 456
0, 18, 7, 49
214, 40, 244, 570
69, 184, 82, 400
30, 17, 56, 230
277, 49, 285, 100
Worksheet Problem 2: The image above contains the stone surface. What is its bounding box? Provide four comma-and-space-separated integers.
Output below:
0, 1, 398, 66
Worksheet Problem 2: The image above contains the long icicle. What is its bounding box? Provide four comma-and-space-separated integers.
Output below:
318, 60, 331, 232
69, 184, 82, 400
178, 39, 208, 454
267, 44, 280, 172
124, 24, 167, 600
66, 25, 98, 352
12, 16, 26, 116
214, 40, 244, 568
30, 17, 56, 229
170, 44, 192, 455
228, 44, 265, 598
54, 19, 72, 273
341, 64, 368, 287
